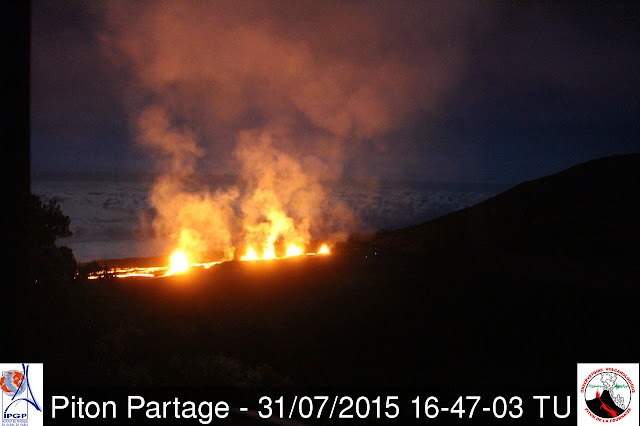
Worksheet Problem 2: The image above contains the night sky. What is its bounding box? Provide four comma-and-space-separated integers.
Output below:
31, 1, 640, 184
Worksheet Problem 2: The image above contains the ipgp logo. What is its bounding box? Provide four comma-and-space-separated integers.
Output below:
0, 364, 42, 426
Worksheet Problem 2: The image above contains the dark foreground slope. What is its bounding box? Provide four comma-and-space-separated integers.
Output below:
17, 155, 640, 394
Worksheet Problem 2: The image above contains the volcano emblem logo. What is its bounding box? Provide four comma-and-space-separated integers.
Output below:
584, 371, 632, 420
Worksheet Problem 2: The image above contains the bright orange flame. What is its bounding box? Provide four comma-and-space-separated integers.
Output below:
318, 244, 330, 254
262, 247, 276, 259
241, 247, 259, 261
286, 244, 303, 257
166, 250, 189, 275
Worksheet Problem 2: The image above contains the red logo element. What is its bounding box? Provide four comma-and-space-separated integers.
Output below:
0, 370, 26, 396
595, 389, 618, 417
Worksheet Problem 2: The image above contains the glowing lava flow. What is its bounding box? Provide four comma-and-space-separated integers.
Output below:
165, 250, 190, 275
85, 243, 332, 279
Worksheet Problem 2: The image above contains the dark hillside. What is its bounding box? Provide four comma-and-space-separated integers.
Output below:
371, 154, 640, 260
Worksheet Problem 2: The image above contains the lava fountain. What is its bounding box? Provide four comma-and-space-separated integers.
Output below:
165, 250, 190, 276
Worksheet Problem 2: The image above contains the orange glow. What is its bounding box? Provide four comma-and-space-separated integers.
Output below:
85, 242, 332, 279
116, 273, 155, 278
262, 247, 276, 259
165, 250, 189, 275
192, 261, 222, 269
286, 244, 303, 257
241, 247, 259, 261
318, 244, 330, 254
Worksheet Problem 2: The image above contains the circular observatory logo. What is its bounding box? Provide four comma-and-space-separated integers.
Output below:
0, 370, 26, 397
583, 370, 632, 420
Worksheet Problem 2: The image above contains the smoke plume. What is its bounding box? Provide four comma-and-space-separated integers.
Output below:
98, 0, 491, 260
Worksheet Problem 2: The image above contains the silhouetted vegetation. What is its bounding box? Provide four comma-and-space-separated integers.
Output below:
28, 193, 77, 284
77, 260, 105, 279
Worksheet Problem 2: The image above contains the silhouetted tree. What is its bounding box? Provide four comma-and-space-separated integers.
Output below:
77, 260, 105, 279
28, 194, 77, 284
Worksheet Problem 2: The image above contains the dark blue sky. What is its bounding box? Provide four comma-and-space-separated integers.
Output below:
31, 1, 640, 184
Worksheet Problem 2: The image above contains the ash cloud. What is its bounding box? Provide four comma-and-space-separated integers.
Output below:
97, 0, 493, 260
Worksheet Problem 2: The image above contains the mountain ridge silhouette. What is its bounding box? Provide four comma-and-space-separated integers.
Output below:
366, 153, 640, 260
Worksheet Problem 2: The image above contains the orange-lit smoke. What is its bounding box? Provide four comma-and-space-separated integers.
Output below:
99, 1, 492, 262
136, 106, 239, 262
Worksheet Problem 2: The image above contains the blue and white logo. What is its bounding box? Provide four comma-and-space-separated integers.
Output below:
0, 364, 43, 426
